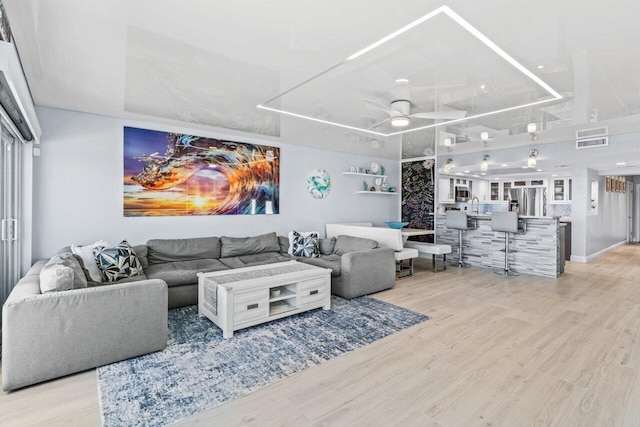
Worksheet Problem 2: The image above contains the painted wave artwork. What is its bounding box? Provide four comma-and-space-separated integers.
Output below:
123, 127, 279, 216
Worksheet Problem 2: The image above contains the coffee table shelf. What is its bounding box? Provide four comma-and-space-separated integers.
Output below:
269, 299, 296, 316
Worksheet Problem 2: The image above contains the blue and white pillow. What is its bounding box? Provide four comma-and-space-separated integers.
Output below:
291, 231, 320, 258
93, 240, 144, 282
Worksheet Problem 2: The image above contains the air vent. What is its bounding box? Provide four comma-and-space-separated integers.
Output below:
576, 137, 608, 149
576, 126, 608, 140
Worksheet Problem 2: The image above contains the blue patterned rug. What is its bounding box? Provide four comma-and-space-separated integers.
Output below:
97, 296, 429, 426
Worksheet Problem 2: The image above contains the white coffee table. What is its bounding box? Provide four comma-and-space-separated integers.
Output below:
198, 261, 331, 338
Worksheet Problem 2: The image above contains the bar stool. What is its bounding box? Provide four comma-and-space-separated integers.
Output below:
445, 211, 470, 268
491, 211, 520, 276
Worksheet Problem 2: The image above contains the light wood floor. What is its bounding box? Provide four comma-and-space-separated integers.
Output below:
2, 245, 640, 426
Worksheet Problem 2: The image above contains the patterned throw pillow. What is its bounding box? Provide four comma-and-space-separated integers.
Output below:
287, 230, 319, 255
291, 231, 319, 258
93, 240, 144, 282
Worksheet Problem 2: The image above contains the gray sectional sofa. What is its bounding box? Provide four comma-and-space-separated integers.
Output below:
2, 231, 395, 390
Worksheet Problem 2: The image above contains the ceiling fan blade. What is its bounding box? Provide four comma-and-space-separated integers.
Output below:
410, 110, 467, 120
368, 117, 390, 129
364, 98, 400, 117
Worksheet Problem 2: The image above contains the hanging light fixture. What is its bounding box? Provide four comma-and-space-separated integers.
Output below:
528, 149, 538, 168
481, 155, 490, 172
444, 158, 453, 173
444, 137, 454, 152
480, 131, 490, 147
527, 123, 538, 140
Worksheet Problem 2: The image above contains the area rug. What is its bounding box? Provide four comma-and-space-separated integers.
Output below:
97, 296, 429, 426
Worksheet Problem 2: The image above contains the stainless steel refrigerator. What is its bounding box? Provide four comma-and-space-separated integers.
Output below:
509, 187, 547, 217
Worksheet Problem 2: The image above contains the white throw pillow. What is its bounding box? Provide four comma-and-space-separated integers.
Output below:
287, 231, 319, 255
71, 240, 111, 282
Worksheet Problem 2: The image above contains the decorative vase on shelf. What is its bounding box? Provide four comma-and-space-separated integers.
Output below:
381, 177, 389, 192
362, 181, 369, 191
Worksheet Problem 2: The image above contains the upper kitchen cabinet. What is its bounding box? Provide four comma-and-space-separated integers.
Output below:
474, 180, 490, 202
439, 177, 454, 203
551, 177, 572, 203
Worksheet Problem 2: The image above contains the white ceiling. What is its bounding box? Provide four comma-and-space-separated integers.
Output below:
4, 0, 640, 166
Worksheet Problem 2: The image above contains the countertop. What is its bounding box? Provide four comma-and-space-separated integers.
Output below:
430, 212, 571, 222
434, 213, 557, 220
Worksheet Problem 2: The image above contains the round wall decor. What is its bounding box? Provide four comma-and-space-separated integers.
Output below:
306, 168, 331, 199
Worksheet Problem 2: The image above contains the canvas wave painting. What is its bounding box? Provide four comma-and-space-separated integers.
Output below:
123, 127, 279, 216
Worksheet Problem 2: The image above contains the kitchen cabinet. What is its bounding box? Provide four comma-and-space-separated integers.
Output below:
502, 182, 512, 201
439, 177, 454, 202
490, 182, 500, 201
551, 178, 572, 202
473, 180, 490, 202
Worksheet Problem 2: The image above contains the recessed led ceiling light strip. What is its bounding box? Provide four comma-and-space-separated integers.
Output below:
257, 5, 563, 137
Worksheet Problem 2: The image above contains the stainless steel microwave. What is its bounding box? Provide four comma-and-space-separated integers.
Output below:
455, 186, 470, 201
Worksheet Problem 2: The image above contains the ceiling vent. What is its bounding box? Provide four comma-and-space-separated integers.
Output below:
576, 126, 608, 149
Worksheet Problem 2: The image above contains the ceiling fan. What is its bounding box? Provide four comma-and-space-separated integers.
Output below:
365, 81, 467, 129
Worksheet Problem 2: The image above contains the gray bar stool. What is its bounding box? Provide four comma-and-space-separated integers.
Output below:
445, 211, 470, 268
491, 211, 520, 276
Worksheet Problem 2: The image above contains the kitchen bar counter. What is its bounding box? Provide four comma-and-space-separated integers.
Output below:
434, 214, 562, 278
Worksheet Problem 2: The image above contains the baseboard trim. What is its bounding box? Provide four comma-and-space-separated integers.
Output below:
571, 241, 627, 263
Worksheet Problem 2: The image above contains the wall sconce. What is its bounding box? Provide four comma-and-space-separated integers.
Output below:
444, 158, 452, 173
527, 149, 538, 168
480, 155, 490, 172
527, 123, 538, 140
480, 131, 490, 147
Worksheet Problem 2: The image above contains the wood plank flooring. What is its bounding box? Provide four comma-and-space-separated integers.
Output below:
2, 244, 640, 426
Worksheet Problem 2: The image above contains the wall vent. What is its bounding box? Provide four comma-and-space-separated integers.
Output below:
576, 126, 608, 140
576, 126, 608, 149
576, 137, 608, 149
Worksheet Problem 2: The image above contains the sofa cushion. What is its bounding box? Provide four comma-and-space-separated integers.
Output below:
220, 232, 280, 257
333, 235, 378, 255
297, 254, 341, 277
147, 237, 221, 264
277, 236, 289, 253
145, 259, 229, 286
132, 244, 149, 269
39, 253, 88, 293
291, 231, 320, 258
219, 252, 291, 269
87, 274, 149, 288
319, 237, 337, 255
93, 240, 145, 282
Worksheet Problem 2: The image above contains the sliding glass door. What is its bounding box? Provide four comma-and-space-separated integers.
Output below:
1, 122, 20, 309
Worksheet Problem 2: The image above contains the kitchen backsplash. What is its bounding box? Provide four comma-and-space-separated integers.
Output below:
550, 203, 572, 218
455, 202, 508, 214
451, 201, 572, 218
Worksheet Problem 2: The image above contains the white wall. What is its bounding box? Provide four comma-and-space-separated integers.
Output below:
32, 107, 401, 259
633, 176, 640, 242
571, 167, 628, 262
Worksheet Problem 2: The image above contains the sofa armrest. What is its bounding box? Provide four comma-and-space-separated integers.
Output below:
336, 248, 396, 299
2, 279, 168, 391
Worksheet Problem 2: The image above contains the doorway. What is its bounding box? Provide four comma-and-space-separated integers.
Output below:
1, 122, 21, 308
